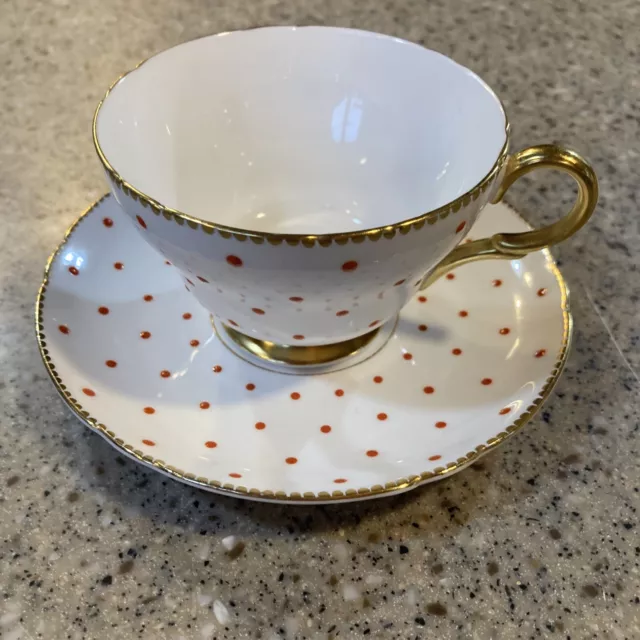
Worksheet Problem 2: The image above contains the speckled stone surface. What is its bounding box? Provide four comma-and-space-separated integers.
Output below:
1, 0, 639, 638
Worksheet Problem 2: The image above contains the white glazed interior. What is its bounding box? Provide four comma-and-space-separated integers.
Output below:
96, 27, 507, 234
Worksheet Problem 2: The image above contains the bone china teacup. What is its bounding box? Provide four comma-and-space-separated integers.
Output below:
93, 26, 597, 372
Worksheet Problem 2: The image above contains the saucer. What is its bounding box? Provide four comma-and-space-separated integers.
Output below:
36, 195, 571, 504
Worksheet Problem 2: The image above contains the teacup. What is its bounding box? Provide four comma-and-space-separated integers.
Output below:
93, 26, 597, 372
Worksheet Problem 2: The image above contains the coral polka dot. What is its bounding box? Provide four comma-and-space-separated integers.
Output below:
140, 331, 151, 339
334, 478, 348, 484
160, 370, 171, 378
456, 221, 466, 233
403, 353, 413, 361
252, 308, 265, 315
320, 425, 332, 434
335, 389, 344, 397
229, 472, 242, 478
446, 273, 456, 280
499, 327, 511, 335
537, 288, 547, 297
142, 439, 155, 446
182, 312, 192, 320
394, 279, 406, 286
290, 392, 301, 400
377, 412, 388, 421
165, 260, 171, 265
68, 266, 79, 276
499, 407, 512, 415
341, 260, 358, 272
255, 422, 266, 430
289, 296, 304, 302
204, 441, 217, 448
186, 278, 195, 286
369, 320, 381, 328
82, 388, 95, 397
418, 324, 428, 332
435, 421, 447, 429
98, 306, 109, 315
200, 402, 210, 410
428, 455, 442, 461
143, 407, 155, 414
143, 294, 153, 302
226, 255, 243, 267
285, 457, 298, 465
373, 376, 383, 384
190, 339, 200, 347
452, 348, 462, 355
418, 296, 427, 303
492, 279, 502, 287
458, 310, 468, 317
366, 450, 378, 457
336, 310, 349, 317
212, 365, 222, 373
292, 334, 305, 340
228, 319, 239, 327
423, 386, 435, 394
136, 215, 147, 229
105, 360, 117, 368
114, 262, 124, 270
246, 383, 255, 391
535, 349, 547, 358
197, 276, 209, 283
58, 325, 70, 334
103, 217, 113, 227
481, 378, 493, 385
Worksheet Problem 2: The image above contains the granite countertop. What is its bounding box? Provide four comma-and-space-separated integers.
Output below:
1, 0, 639, 638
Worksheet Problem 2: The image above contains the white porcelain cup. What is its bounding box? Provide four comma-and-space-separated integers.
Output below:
93, 26, 597, 371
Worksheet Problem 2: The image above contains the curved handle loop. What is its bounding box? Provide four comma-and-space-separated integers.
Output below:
421, 144, 598, 289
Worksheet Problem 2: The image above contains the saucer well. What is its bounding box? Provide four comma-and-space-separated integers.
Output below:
36, 195, 571, 504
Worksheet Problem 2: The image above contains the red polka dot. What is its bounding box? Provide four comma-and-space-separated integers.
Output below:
403, 353, 413, 361
499, 327, 511, 335
205, 441, 217, 448
418, 296, 427, 303
446, 273, 455, 280
68, 266, 79, 276
226, 255, 243, 267
197, 276, 209, 283
394, 279, 406, 286
114, 262, 124, 270
290, 392, 301, 400
377, 412, 388, 421
228, 319, 239, 327
492, 279, 502, 287
143, 294, 153, 302
143, 407, 155, 414
186, 278, 195, 287
456, 221, 466, 233
418, 324, 428, 332
105, 360, 117, 368
334, 478, 347, 484
165, 260, 171, 265
335, 389, 344, 397
481, 378, 493, 385
82, 388, 95, 397
160, 370, 171, 378
320, 425, 332, 434
136, 215, 147, 229
341, 260, 358, 272
212, 365, 222, 373
58, 325, 69, 334
373, 376, 383, 384
229, 472, 242, 478
140, 331, 151, 339
183, 312, 192, 320
285, 457, 298, 465
435, 421, 447, 429
428, 455, 442, 462
98, 306, 109, 315
190, 339, 200, 347
369, 320, 381, 328
289, 296, 304, 302
535, 349, 547, 358
452, 348, 462, 355
423, 386, 435, 394
292, 334, 305, 340
142, 439, 155, 446
366, 450, 378, 457
499, 407, 512, 415
336, 310, 349, 317
246, 383, 255, 391
537, 288, 547, 297
252, 308, 265, 315
255, 422, 266, 430
200, 401, 210, 410
458, 310, 468, 317
103, 217, 113, 228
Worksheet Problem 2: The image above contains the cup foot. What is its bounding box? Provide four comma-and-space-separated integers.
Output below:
211, 317, 398, 375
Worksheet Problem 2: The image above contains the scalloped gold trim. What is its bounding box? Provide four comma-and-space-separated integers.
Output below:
35, 195, 572, 503
93, 30, 510, 247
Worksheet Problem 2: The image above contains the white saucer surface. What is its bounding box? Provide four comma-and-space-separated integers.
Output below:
38, 196, 569, 503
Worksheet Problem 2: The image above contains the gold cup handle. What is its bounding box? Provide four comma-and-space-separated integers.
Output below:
421, 144, 598, 289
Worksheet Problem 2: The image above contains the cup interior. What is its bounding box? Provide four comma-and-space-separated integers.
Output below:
95, 27, 507, 234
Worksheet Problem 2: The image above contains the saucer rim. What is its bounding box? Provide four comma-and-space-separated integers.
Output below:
35, 194, 572, 504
